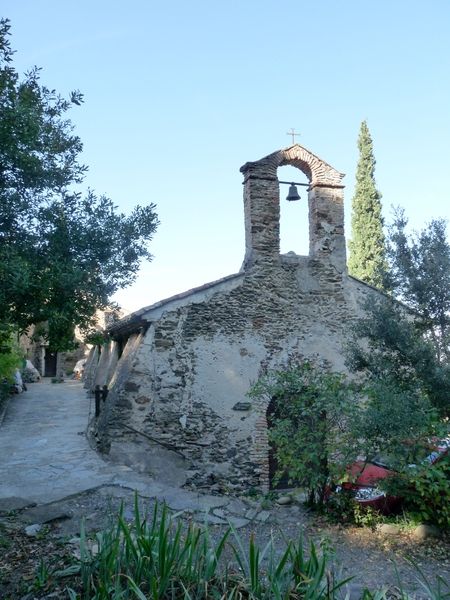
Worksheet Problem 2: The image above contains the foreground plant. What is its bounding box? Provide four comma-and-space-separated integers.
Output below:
62, 497, 450, 599
65, 498, 352, 599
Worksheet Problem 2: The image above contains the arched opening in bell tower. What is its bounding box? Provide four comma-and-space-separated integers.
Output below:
277, 164, 310, 257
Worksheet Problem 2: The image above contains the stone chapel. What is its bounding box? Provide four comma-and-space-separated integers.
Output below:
84, 143, 376, 492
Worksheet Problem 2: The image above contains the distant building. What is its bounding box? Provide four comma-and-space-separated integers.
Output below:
19, 308, 127, 378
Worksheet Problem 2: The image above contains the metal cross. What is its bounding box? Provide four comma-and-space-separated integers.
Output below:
286, 128, 300, 144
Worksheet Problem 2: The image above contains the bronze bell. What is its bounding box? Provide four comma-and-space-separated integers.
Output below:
286, 183, 300, 202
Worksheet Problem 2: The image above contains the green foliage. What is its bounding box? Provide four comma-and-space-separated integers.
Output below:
62, 498, 449, 599
83, 330, 110, 347
229, 530, 351, 599
249, 359, 443, 527
0, 337, 23, 381
0, 379, 10, 406
0, 523, 11, 549
382, 455, 450, 529
326, 490, 382, 529
0, 337, 22, 407
407, 560, 450, 600
352, 505, 381, 530
324, 487, 356, 524
352, 379, 439, 467
0, 347, 22, 383
346, 295, 450, 417
249, 362, 360, 507
386, 209, 450, 362
0, 19, 159, 351
66, 498, 352, 599
34, 558, 51, 591
348, 121, 387, 288
350, 210, 450, 418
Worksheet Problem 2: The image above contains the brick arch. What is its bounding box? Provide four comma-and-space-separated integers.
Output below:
240, 144, 346, 271
250, 413, 270, 491
240, 144, 344, 188
250, 396, 291, 492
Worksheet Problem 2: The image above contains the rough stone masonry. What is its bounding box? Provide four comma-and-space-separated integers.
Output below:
85, 143, 376, 493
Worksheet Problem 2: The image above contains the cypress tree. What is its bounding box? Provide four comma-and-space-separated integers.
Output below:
348, 121, 386, 287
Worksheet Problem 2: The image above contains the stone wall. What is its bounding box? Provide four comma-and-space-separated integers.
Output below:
90, 261, 375, 493
88, 144, 379, 493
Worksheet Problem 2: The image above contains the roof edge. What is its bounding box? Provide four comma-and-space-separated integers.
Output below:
107, 271, 244, 335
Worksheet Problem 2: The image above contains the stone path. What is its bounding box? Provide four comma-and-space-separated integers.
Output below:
0, 380, 256, 524
0, 380, 147, 503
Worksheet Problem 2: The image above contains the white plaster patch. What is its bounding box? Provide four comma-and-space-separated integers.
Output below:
191, 334, 266, 437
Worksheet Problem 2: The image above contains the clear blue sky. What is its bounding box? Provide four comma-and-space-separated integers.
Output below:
3, 1, 450, 311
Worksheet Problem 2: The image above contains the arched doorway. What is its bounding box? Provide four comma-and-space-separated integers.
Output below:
266, 396, 291, 490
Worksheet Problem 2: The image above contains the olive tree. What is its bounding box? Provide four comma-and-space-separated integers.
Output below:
0, 19, 159, 350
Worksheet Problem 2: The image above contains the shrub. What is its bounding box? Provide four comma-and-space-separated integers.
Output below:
345, 295, 450, 418
0, 379, 9, 407
0, 342, 22, 411
0, 344, 23, 382
382, 454, 450, 529
352, 378, 440, 468
249, 362, 360, 508
63, 498, 449, 599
